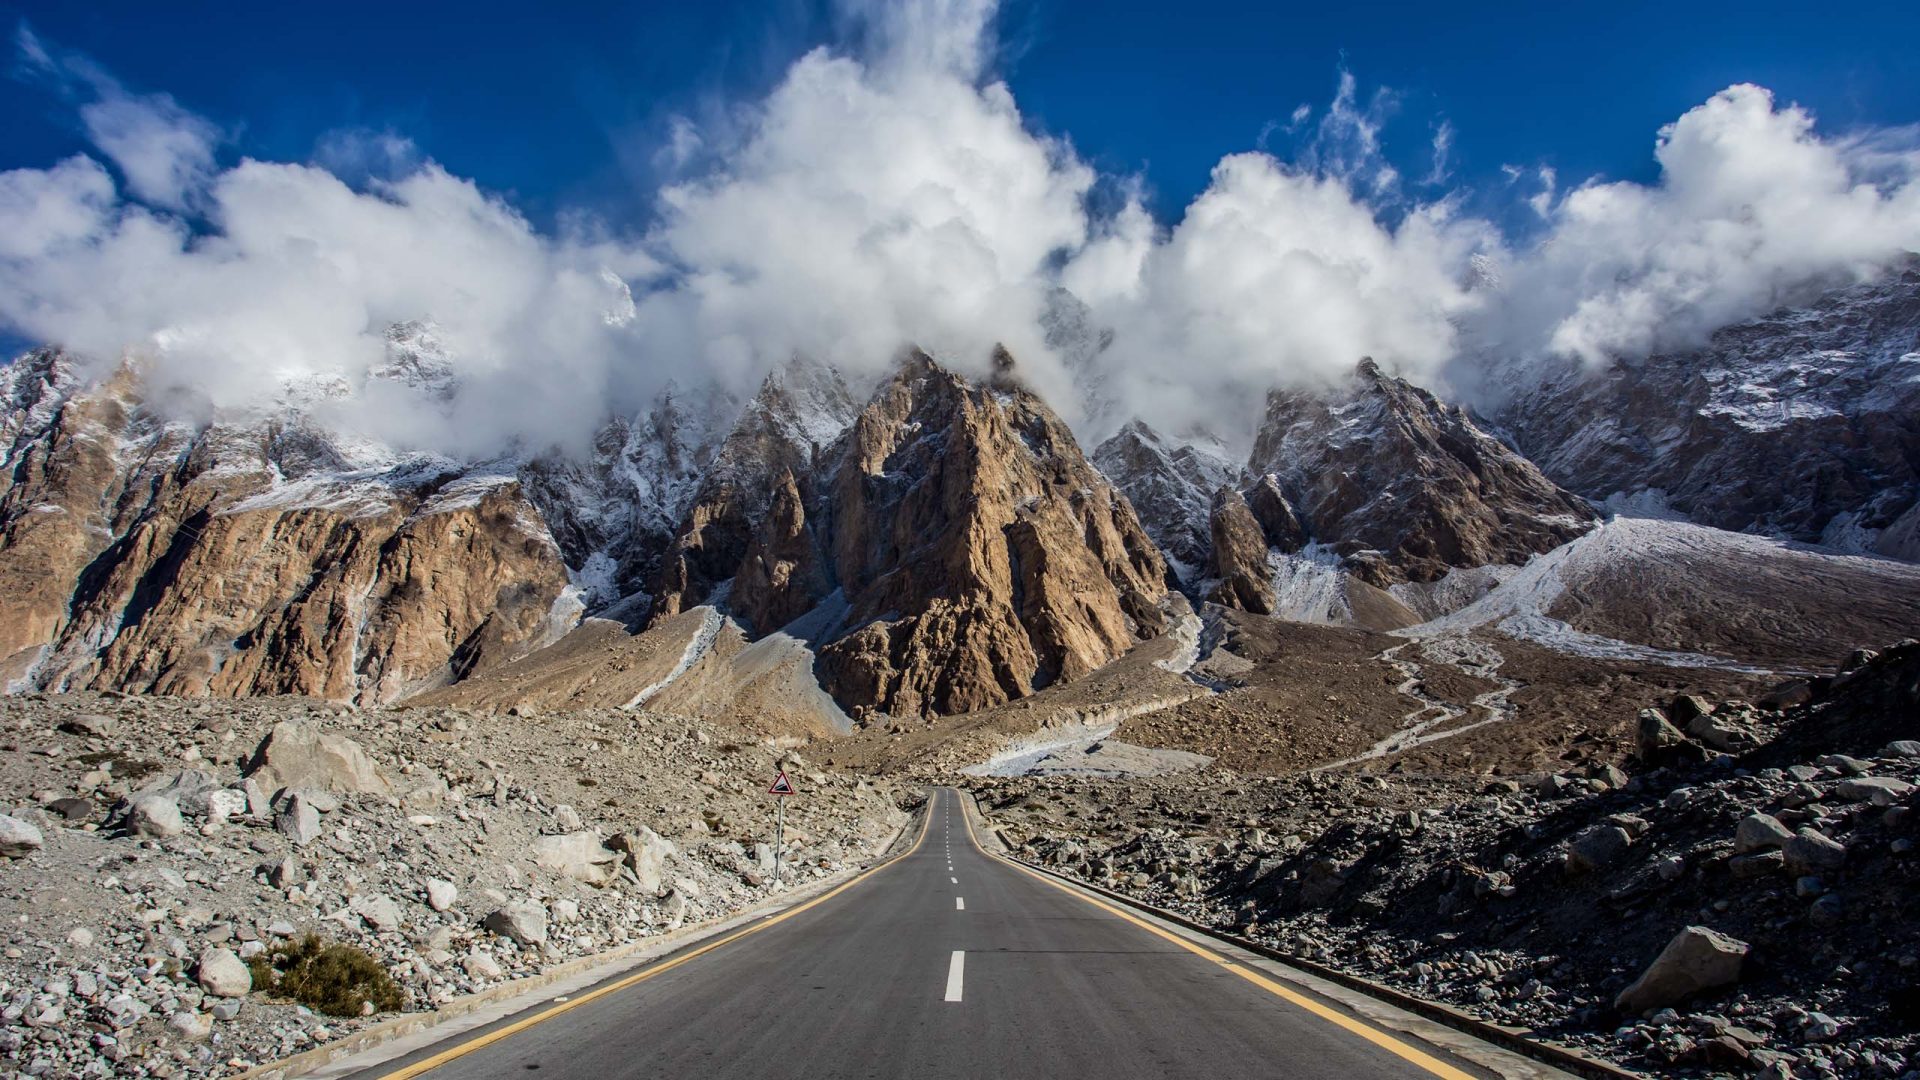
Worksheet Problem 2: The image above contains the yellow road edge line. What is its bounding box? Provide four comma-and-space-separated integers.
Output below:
373, 790, 938, 1079
956, 788, 1476, 1080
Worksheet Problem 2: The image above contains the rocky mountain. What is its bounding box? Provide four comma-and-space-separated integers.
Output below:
1090, 421, 1236, 586
811, 350, 1171, 719
4, 264, 1918, 723
1248, 358, 1599, 588
0, 349, 575, 704
1500, 264, 1920, 558
646, 361, 858, 628
1091, 358, 1600, 628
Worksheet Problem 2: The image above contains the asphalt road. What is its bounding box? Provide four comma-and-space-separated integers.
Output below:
364, 788, 1495, 1080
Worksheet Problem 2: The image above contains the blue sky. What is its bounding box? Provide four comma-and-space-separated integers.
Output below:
7, 0, 1918, 233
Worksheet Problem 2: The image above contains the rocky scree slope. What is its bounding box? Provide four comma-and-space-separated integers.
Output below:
980, 642, 1920, 1079
0, 692, 909, 1079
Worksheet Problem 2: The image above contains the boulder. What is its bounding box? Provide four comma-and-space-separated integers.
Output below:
1783, 828, 1847, 875
350, 894, 404, 933
60, 713, 116, 738
43, 796, 93, 823
483, 902, 548, 946
1729, 851, 1784, 879
609, 827, 676, 894
534, 831, 622, 887
275, 793, 322, 847
1733, 813, 1795, 853
125, 794, 185, 838
137, 770, 224, 816
1758, 680, 1813, 710
1836, 776, 1915, 806
0, 814, 44, 857
167, 1011, 213, 1041
1635, 709, 1702, 764
1565, 826, 1633, 874
1615, 926, 1749, 1014
244, 721, 391, 796
425, 878, 458, 912
1669, 695, 1715, 725
195, 948, 251, 998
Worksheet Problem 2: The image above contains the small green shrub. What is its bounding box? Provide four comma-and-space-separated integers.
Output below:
247, 935, 406, 1017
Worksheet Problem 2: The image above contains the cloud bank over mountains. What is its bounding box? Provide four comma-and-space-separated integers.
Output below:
2, 1, 1918, 456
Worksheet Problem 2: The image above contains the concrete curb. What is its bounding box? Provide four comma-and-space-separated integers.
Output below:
963, 790, 1642, 1080
229, 803, 922, 1080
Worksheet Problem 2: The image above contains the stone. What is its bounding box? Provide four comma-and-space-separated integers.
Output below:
267, 857, 301, 888
167, 1011, 212, 1041
195, 948, 250, 998
102, 996, 145, 1029
1729, 851, 1785, 879
1686, 713, 1752, 752
60, 713, 116, 738
1783, 829, 1847, 875
533, 831, 621, 886
211, 999, 243, 1022
350, 894, 404, 933
551, 899, 580, 924
0, 814, 45, 857
244, 721, 391, 796
1615, 926, 1749, 1014
1886, 740, 1920, 758
66, 928, 93, 947
1734, 813, 1795, 853
610, 827, 676, 894
275, 793, 321, 847
44, 796, 93, 822
243, 777, 274, 818
1836, 776, 1915, 806
1758, 680, 1813, 710
483, 902, 548, 945
202, 789, 249, 822
1565, 826, 1633, 874
1809, 893, 1846, 926
425, 878, 458, 912
125, 794, 185, 838
1636, 709, 1696, 759
1669, 694, 1715, 725
464, 950, 503, 979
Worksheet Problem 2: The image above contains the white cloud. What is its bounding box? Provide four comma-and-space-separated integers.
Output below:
18, 26, 219, 209
1480, 84, 1920, 371
629, 0, 1094, 406
1067, 153, 1495, 441
4, 12, 1919, 466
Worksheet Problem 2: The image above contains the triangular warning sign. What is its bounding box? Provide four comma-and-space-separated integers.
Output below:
768, 769, 795, 796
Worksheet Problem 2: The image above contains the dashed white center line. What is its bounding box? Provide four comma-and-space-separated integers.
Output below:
950, 876, 957, 884
955, 897, 965, 910
944, 951, 965, 1002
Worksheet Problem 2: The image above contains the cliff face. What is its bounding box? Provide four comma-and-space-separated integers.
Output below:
1090, 421, 1236, 586
1248, 359, 1598, 588
813, 352, 1171, 720
0, 351, 574, 703
647, 363, 857, 624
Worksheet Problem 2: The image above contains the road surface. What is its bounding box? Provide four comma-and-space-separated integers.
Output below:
362, 788, 1506, 1079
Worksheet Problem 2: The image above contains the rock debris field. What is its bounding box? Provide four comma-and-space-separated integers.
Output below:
0, 694, 909, 1078
979, 642, 1920, 1080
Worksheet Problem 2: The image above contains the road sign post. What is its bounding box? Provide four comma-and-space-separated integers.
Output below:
769, 769, 795, 887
